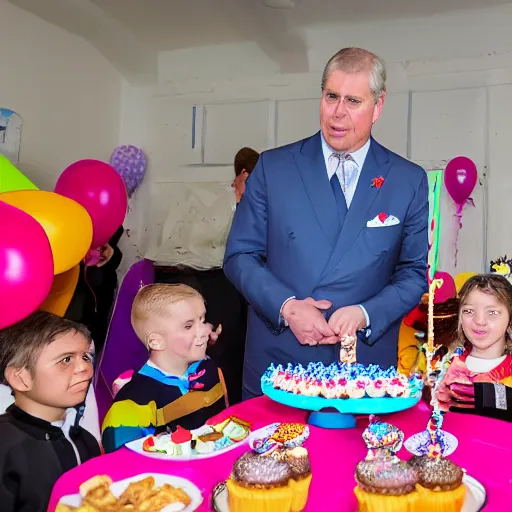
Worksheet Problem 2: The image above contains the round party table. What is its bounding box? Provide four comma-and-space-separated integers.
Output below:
48, 396, 512, 511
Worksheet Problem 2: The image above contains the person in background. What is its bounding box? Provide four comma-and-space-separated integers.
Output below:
0, 312, 100, 512
153, 149, 260, 406
65, 226, 124, 355
232, 147, 260, 204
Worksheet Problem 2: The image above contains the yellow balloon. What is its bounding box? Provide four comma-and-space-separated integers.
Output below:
0, 190, 93, 274
40, 265, 80, 316
454, 272, 478, 293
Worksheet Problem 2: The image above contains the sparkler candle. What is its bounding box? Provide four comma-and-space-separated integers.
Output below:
426, 278, 444, 376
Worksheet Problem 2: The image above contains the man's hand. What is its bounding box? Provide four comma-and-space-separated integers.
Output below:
328, 305, 366, 339
281, 298, 338, 346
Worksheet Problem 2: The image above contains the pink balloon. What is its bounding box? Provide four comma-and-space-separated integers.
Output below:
444, 156, 478, 205
433, 271, 457, 304
0, 201, 54, 329
55, 160, 127, 248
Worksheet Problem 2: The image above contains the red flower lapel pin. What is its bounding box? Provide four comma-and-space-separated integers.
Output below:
371, 176, 385, 189
378, 212, 388, 223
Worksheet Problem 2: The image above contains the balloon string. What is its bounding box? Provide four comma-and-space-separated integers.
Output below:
454, 203, 464, 268
83, 265, 98, 313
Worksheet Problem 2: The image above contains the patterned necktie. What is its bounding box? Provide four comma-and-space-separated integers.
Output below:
329, 152, 348, 222
331, 152, 359, 203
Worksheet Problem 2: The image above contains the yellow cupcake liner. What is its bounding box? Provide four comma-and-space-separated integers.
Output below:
415, 483, 466, 512
227, 478, 294, 512
289, 474, 312, 512
354, 486, 420, 512
226, 474, 312, 512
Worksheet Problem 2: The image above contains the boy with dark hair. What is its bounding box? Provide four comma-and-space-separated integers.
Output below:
0, 311, 100, 512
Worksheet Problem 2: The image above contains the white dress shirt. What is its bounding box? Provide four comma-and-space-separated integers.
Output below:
321, 133, 371, 208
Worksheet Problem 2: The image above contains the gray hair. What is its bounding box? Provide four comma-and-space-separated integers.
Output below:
321, 47, 387, 103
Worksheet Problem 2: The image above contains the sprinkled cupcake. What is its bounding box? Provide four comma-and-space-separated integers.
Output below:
366, 378, 386, 398
272, 447, 312, 512
354, 419, 418, 512
354, 458, 419, 512
321, 378, 338, 399
346, 377, 368, 398
405, 410, 466, 512
227, 451, 294, 512
411, 455, 466, 512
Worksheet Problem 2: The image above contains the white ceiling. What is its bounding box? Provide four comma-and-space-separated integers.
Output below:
89, 0, 512, 51
9, 0, 512, 84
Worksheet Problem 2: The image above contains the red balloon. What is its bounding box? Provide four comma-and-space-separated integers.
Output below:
444, 156, 477, 205
433, 271, 457, 304
0, 201, 54, 329
55, 159, 127, 248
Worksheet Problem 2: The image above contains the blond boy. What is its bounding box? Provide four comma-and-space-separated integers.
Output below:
101, 284, 226, 452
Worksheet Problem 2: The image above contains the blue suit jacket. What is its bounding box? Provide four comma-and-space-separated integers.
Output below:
224, 133, 428, 398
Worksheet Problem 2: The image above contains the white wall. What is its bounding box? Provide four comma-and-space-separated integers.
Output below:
119, 4, 512, 277
0, 0, 122, 190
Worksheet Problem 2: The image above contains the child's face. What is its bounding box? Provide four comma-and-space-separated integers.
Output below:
28, 331, 94, 409
158, 297, 211, 364
461, 289, 509, 356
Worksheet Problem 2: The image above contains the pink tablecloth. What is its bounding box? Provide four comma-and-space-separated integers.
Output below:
48, 396, 512, 511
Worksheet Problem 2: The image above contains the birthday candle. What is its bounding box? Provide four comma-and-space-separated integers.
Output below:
427, 279, 443, 352
426, 279, 444, 376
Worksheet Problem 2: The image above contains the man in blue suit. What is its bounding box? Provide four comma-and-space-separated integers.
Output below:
224, 47, 429, 399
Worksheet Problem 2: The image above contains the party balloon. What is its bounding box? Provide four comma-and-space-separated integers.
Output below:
84, 247, 102, 267
0, 201, 54, 329
454, 272, 478, 293
110, 145, 147, 197
0, 190, 93, 274
55, 159, 127, 248
444, 156, 478, 205
40, 265, 80, 317
433, 271, 457, 303
0, 154, 38, 193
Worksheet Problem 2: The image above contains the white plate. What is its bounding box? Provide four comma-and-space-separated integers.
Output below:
58, 473, 203, 511
461, 475, 487, 512
211, 474, 486, 512
125, 425, 275, 461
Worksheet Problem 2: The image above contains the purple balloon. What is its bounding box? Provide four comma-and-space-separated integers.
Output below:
110, 145, 147, 197
444, 156, 477, 205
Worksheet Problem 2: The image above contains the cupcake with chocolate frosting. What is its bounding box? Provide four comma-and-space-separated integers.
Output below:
227, 451, 294, 512
410, 455, 466, 511
356, 458, 418, 495
354, 457, 419, 512
273, 447, 312, 512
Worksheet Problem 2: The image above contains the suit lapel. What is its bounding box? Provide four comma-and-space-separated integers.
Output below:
320, 138, 392, 279
293, 132, 340, 247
